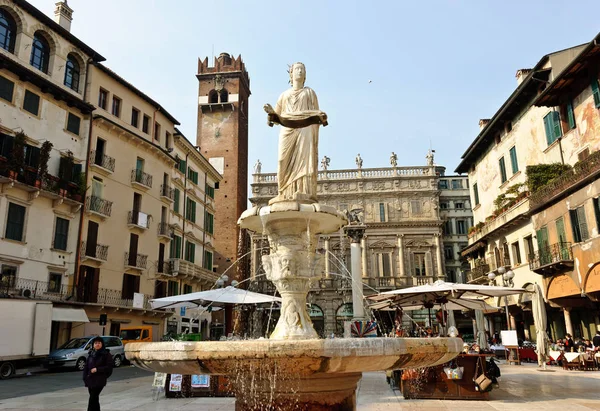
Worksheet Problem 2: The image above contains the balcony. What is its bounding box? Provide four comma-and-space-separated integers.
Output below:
168, 258, 220, 284
0, 276, 75, 301
124, 252, 148, 270
467, 259, 490, 284
469, 198, 530, 243
160, 184, 175, 202
90, 150, 115, 174
156, 260, 175, 276
157, 222, 171, 239
529, 242, 574, 276
127, 210, 150, 230
131, 169, 152, 189
80, 287, 154, 310
80, 241, 109, 262
85, 196, 113, 218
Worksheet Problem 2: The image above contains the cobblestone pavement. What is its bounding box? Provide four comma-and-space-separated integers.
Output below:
0, 362, 599, 410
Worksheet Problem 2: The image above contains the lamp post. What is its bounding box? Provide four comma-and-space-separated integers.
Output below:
216, 274, 239, 338
488, 267, 515, 330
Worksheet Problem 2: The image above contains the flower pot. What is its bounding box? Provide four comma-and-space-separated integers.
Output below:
9, 170, 18, 179
59, 188, 68, 197
35, 179, 42, 188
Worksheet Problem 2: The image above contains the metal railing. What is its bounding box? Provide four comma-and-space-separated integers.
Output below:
156, 260, 173, 275
90, 150, 115, 172
80, 241, 109, 261
529, 242, 573, 271
127, 210, 150, 229
160, 184, 175, 200
86, 196, 113, 217
131, 169, 152, 188
0, 276, 75, 301
467, 259, 490, 283
124, 252, 148, 269
82, 287, 153, 310
157, 222, 170, 237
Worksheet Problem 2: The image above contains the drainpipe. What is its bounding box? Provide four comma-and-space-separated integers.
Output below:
180, 150, 190, 295
74, 57, 95, 296
201, 170, 208, 271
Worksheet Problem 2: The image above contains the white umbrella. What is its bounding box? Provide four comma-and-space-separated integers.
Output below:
475, 309, 489, 350
447, 309, 456, 330
369, 297, 499, 312
532, 283, 549, 369
150, 286, 282, 309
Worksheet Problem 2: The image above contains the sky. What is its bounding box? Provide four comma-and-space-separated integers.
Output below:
29, 0, 600, 176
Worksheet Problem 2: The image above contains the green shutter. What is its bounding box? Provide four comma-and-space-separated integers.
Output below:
473, 183, 479, 206
6, 203, 25, 241
552, 110, 562, 140
543, 113, 553, 145
499, 157, 507, 183
566, 101, 575, 129
171, 235, 182, 259
173, 189, 180, 213
0, 75, 15, 102
509, 146, 518, 174
577, 206, 589, 241
592, 78, 600, 108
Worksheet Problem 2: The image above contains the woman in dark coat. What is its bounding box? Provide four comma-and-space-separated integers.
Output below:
83, 336, 113, 411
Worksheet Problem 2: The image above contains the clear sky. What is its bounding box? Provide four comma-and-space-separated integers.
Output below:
29, 0, 600, 175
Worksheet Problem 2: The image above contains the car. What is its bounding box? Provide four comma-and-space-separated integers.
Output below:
43, 336, 125, 371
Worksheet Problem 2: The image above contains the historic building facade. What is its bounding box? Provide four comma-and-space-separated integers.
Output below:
248, 155, 470, 336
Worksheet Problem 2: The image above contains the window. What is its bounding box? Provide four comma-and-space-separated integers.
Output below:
205, 183, 215, 199
48, 272, 62, 293
524, 235, 534, 262
512, 241, 522, 265
204, 211, 214, 234
170, 235, 182, 258
30, 32, 50, 73
203, 251, 213, 270
23, 90, 40, 116
184, 241, 195, 263
209, 90, 218, 104
98, 88, 108, 110
451, 179, 462, 189
53, 217, 69, 250
438, 180, 448, 189
0, 75, 14, 102
131, 107, 140, 127
183, 284, 193, 294
374, 252, 392, 277
591, 78, 600, 109
111, 96, 121, 117
593, 198, 600, 233
220, 89, 228, 103
543, 111, 562, 145
444, 247, 453, 261
64, 54, 80, 92
66, 113, 81, 135
154, 122, 160, 141
440, 202, 448, 209
414, 253, 426, 276
0, 265, 17, 289
508, 146, 519, 174
456, 220, 466, 235
165, 131, 171, 150
411, 200, 421, 215
473, 183, 480, 206
379, 203, 386, 222
5, 202, 26, 241
142, 115, 150, 134
121, 274, 140, 300
188, 167, 198, 184
173, 188, 180, 213
570, 205, 589, 243
443, 220, 453, 235
455, 202, 464, 209
565, 101, 576, 130
185, 198, 196, 223
505, 121, 512, 134
168, 280, 178, 296
0, 9, 16, 53
499, 156, 507, 184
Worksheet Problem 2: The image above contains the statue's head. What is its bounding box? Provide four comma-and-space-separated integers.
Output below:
289, 62, 306, 85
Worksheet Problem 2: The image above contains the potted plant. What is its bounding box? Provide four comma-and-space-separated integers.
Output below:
71, 172, 87, 202
8, 131, 26, 180
37, 140, 52, 189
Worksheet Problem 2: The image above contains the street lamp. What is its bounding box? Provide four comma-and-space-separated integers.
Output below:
488, 269, 515, 330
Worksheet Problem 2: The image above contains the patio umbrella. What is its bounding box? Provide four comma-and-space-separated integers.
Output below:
447, 309, 457, 335
150, 286, 282, 309
532, 283, 549, 369
475, 309, 489, 350
369, 297, 499, 312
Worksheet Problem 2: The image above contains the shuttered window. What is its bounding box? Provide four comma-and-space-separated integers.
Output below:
543, 111, 562, 145
53, 217, 69, 250
570, 206, 589, 243
499, 156, 507, 183
173, 189, 180, 213
592, 78, 600, 108
5, 202, 26, 241
170, 235, 182, 259
566, 101, 576, 130
184, 241, 195, 263
0, 75, 14, 102
23, 90, 40, 116
509, 146, 519, 174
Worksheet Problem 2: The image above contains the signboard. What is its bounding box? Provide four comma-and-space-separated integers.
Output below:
133, 292, 145, 309
152, 372, 167, 388
501, 330, 518, 347
191, 374, 210, 388
169, 374, 183, 392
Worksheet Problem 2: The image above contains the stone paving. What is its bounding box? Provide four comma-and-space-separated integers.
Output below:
0, 362, 599, 410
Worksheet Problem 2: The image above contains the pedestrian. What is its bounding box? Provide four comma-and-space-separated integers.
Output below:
563, 333, 575, 352
593, 329, 600, 351
83, 336, 113, 411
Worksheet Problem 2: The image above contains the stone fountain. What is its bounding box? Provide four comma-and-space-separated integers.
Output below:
125, 62, 462, 410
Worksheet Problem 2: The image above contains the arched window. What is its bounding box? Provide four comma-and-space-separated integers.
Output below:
220, 89, 228, 103
30, 32, 50, 73
0, 8, 16, 53
208, 90, 218, 104
335, 303, 353, 336
64, 54, 80, 92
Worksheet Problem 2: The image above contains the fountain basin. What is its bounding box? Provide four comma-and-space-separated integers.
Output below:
126, 337, 462, 410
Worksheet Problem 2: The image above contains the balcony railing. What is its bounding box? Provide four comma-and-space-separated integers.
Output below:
156, 260, 174, 275
131, 169, 152, 188
157, 222, 171, 238
124, 252, 148, 269
0, 276, 75, 301
127, 210, 150, 229
467, 259, 490, 284
168, 258, 220, 283
80, 287, 153, 310
253, 166, 434, 183
160, 184, 175, 201
80, 241, 109, 261
90, 150, 115, 173
85, 196, 113, 217
529, 242, 574, 275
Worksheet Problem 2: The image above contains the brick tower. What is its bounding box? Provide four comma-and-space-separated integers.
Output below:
196, 53, 250, 285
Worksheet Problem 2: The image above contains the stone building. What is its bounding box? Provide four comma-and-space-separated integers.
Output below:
248, 154, 470, 336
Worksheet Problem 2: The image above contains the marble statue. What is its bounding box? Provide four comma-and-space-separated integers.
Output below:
426, 149, 435, 166
321, 155, 330, 171
253, 159, 262, 174
390, 152, 398, 167
355, 153, 363, 169
264, 62, 328, 203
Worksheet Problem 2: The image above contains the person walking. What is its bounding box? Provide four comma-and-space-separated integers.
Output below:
83, 336, 113, 411
593, 329, 600, 351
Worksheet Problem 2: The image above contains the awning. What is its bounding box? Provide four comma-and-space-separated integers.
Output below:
52, 307, 90, 323
461, 240, 487, 258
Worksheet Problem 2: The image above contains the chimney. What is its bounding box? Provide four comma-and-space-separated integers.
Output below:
54, 1, 73, 32
515, 68, 532, 86
479, 119, 491, 131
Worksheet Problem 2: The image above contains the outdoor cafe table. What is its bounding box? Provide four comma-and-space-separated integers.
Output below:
549, 351, 563, 362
